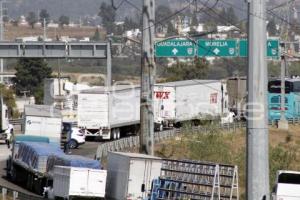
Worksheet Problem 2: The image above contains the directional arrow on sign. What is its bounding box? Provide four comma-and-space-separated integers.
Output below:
213, 48, 220, 55
172, 48, 178, 55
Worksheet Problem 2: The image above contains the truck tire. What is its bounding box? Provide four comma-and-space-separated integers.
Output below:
11, 167, 16, 182
116, 128, 120, 139
111, 129, 117, 140
26, 173, 33, 191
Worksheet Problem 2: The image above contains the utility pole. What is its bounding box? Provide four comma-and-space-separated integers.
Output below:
0, 1, 4, 84
106, 40, 112, 88
278, 43, 288, 130
43, 18, 47, 41
247, 0, 269, 199
140, 0, 155, 155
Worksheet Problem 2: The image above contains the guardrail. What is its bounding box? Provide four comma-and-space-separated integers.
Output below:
0, 185, 45, 200
95, 122, 247, 160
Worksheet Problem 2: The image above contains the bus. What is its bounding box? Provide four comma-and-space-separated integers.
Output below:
268, 78, 300, 121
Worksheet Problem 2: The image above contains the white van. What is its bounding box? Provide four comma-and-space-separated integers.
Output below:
272, 170, 300, 200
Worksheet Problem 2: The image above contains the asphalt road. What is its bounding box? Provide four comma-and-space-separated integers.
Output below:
70, 141, 101, 158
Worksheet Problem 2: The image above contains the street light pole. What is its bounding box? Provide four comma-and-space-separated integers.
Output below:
247, 0, 270, 199
140, 0, 155, 155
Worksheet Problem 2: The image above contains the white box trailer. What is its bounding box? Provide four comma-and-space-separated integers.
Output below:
156, 80, 229, 125
77, 86, 140, 140
153, 85, 176, 129
106, 152, 162, 200
23, 105, 62, 144
53, 166, 107, 199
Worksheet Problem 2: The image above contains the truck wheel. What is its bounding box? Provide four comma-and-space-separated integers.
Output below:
116, 128, 120, 139
159, 124, 163, 132
111, 129, 117, 140
68, 139, 78, 149
11, 168, 16, 182
26, 174, 33, 191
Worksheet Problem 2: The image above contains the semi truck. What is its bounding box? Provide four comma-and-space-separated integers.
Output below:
6, 135, 106, 199
77, 80, 230, 140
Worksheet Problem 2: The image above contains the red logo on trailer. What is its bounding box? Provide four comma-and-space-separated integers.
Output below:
210, 93, 218, 104
154, 91, 171, 99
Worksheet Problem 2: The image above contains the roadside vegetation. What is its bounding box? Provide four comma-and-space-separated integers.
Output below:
155, 125, 300, 200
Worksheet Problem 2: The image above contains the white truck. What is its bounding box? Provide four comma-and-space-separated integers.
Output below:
106, 152, 162, 200
77, 86, 140, 140
0, 100, 13, 142
51, 166, 107, 199
272, 170, 300, 200
77, 80, 230, 140
23, 105, 62, 144
155, 80, 230, 127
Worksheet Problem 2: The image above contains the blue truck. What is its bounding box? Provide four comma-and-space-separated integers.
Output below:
268, 79, 300, 121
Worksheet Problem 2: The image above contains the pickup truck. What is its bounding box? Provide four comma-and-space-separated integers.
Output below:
272, 170, 300, 200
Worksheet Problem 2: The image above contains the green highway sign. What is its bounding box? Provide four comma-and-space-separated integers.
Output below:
197, 39, 237, 57
239, 39, 280, 58
155, 39, 196, 57
267, 39, 280, 58
239, 40, 248, 57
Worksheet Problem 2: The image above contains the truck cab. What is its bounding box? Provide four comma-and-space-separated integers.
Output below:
272, 170, 300, 200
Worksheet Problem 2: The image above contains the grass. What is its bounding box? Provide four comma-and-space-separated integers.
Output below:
154, 125, 300, 199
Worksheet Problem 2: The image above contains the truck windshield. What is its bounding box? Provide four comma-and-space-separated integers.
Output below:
278, 173, 300, 184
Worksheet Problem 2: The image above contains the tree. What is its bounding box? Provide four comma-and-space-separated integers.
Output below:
226, 7, 238, 25
124, 17, 138, 31
98, 2, 116, 34
26, 12, 38, 29
91, 28, 101, 41
166, 58, 209, 81
155, 5, 172, 33
267, 19, 277, 36
39, 9, 50, 27
0, 84, 18, 118
166, 21, 177, 37
11, 17, 20, 27
13, 58, 52, 104
58, 15, 70, 28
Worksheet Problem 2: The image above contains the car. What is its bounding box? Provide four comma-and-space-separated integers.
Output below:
62, 122, 85, 149
221, 112, 235, 124
69, 127, 85, 149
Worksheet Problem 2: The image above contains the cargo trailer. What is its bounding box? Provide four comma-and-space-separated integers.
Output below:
162, 80, 229, 124
53, 166, 107, 199
77, 86, 140, 140
106, 152, 162, 200
23, 105, 62, 144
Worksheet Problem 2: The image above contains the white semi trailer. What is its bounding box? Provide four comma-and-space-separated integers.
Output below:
78, 86, 140, 140
157, 80, 229, 127
77, 80, 229, 140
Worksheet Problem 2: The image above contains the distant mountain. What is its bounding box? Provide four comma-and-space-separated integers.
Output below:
5, 0, 290, 21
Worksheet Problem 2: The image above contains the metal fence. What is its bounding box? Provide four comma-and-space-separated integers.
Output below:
96, 129, 181, 160
0, 186, 45, 200
95, 122, 247, 160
